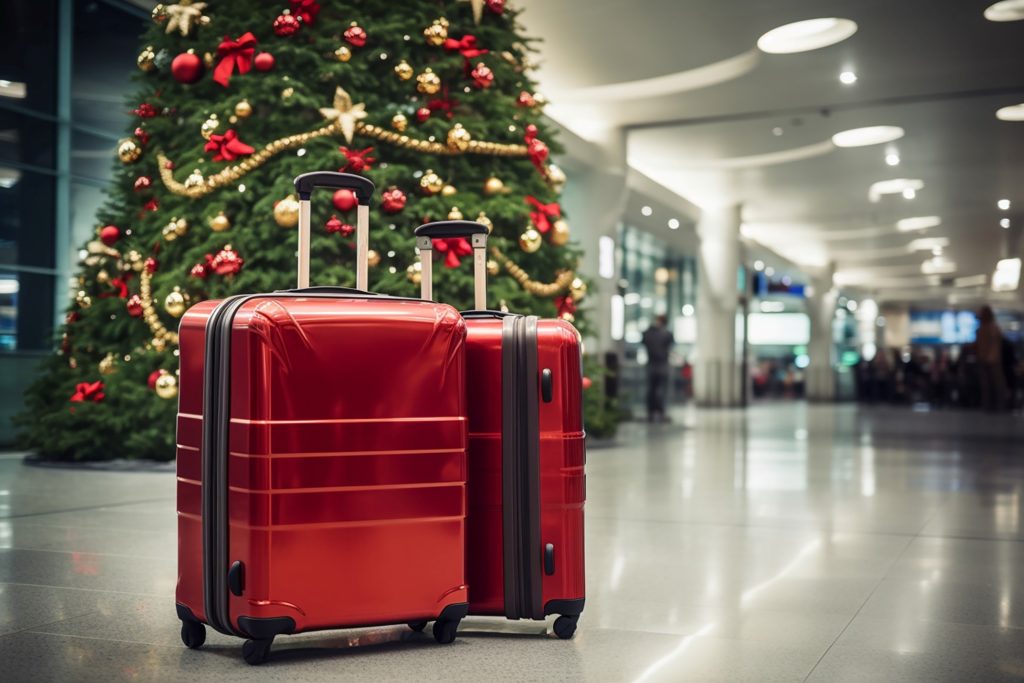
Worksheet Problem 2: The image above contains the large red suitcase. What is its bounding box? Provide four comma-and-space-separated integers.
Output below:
175, 173, 469, 665
415, 221, 586, 639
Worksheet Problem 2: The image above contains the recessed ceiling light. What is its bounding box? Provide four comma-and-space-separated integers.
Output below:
996, 103, 1024, 121
1002, 218, 1011, 228
839, 70, 858, 85
832, 125, 904, 148
902, 187, 916, 199
896, 216, 941, 232
908, 237, 949, 252
757, 18, 858, 54
998, 199, 1011, 210
922, 257, 956, 275
870, 178, 923, 202
754, 260, 765, 271
772, 127, 784, 136
885, 152, 900, 166
668, 218, 680, 229
985, 0, 1024, 22
641, 206, 653, 217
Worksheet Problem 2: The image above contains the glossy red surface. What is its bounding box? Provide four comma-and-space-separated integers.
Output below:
176, 295, 469, 634
464, 317, 586, 617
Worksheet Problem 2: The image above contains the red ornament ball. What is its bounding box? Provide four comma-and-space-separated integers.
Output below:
416, 107, 431, 123
126, 295, 144, 318
381, 188, 407, 214
133, 176, 152, 192
170, 52, 204, 84
325, 215, 355, 236
332, 188, 358, 212
344, 24, 367, 47
582, 376, 593, 390
144, 257, 159, 274
471, 62, 494, 89
147, 369, 163, 390
273, 12, 301, 36
487, 0, 506, 14
99, 225, 120, 246
254, 52, 276, 72
189, 262, 209, 279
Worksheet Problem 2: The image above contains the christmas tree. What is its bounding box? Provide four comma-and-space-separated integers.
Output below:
17, 0, 617, 461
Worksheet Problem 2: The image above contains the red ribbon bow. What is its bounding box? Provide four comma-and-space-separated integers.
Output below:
70, 381, 105, 404
213, 32, 257, 87
433, 237, 473, 268
204, 129, 255, 162
524, 124, 549, 174
339, 146, 376, 173
427, 87, 457, 119
444, 34, 488, 73
289, 0, 320, 25
98, 276, 130, 299
525, 196, 561, 234
210, 247, 244, 276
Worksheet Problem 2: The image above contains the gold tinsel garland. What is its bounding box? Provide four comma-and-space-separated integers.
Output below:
138, 265, 179, 347
491, 247, 575, 296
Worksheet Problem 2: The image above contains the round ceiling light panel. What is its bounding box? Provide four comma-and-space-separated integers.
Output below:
832, 126, 905, 148
896, 216, 941, 232
757, 18, 858, 54
985, 0, 1024, 21
996, 103, 1024, 121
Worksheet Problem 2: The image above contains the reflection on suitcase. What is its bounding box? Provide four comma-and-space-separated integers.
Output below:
175, 173, 469, 665
415, 221, 585, 639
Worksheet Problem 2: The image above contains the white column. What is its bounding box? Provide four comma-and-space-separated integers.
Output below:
695, 204, 743, 407
805, 263, 837, 401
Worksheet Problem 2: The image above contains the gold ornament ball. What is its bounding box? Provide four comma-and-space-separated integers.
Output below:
550, 219, 570, 246
274, 194, 300, 228
483, 176, 504, 196
209, 212, 231, 232
98, 353, 117, 376
200, 115, 219, 140
487, 259, 500, 276
183, 169, 205, 189
441, 184, 457, 197
419, 169, 444, 195
519, 228, 542, 253
448, 206, 464, 220
533, 92, 548, 107
476, 212, 493, 233
281, 87, 295, 100
394, 60, 414, 80
162, 217, 188, 241
117, 138, 141, 164
154, 371, 179, 400
234, 100, 252, 118
367, 249, 381, 267
446, 123, 471, 152
203, 52, 215, 68
334, 46, 352, 62
570, 277, 588, 301
407, 261, 422, 284
137, 46, 156, 72
547, 163, 567, 192
423, 17, 449, 46
164, 288, 187, 318
416, 68, 441, 95
95, 270, 110, 285
151, 3, 166, 22
391, 113, 408, 132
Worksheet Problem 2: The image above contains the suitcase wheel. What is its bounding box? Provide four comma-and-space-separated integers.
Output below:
242, 638, 273, 666
553, 615, 578, 640
432, 618, 460, 645
407, 620, 428, 633
180, 619, 206, 650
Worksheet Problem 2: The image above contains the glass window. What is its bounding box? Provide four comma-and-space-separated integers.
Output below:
0, 169, 56, 270
0, 0, 59, 116
0, 109, 57, 169
71, 129, 118, 182
0, 270, 56, 350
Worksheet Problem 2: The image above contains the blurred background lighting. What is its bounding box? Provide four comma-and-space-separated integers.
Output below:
757, 18, 858, 54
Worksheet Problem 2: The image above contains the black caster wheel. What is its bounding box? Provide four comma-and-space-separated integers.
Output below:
242, 638, 273, 666
553, 615, 578, 640
432, 618, 459, 644
408, 620, 428, 632
180, 620, 206, 649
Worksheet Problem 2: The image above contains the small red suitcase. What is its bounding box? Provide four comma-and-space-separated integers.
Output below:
414, 221, 586, 639
175, 173, 469, 665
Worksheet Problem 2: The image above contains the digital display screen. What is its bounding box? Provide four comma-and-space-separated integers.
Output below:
909, 310, 978, 344
747, 313, 811, 346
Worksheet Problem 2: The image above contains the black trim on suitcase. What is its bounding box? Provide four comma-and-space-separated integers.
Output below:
500, 315, 543, 620
544, 597, 585, 617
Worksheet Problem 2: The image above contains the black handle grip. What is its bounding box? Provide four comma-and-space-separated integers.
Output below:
461, 310, 516, 319
414, 220, 489, 240
541, 368, 553, 402
293, 172, 375, 203
275, 286, 377, 296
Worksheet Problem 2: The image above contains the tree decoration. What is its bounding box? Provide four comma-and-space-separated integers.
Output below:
444, 35, 488, 67
483, 176, 504, 195
491, 247, 576, 296
391, 113, 408, 131
161, 1, 207, 36
171, 51, 204, 83
555, 294, 576, 322
487, 259, 499, 276
138, 46, 157, 72
200, 114, 219, 140
416, 107, 431, 123
442, 184, 457, 196
344, 22, 368, 47
547, 163, 567, 193
145, 257, 158, 274
143, 198, 160, 212
133, 176, 152, 192
366, 249, 381, 267
210, 245, 244, 275
190, 261, 209, 279
525, 195, 561, 234
234, 100, 252, 118
447, 123, 472, 151
423, 17, 449, 46
394, 60, 414, 81
381, 187, 407, 213
319, 86, 367, 145
334, 46, 352, 62
419, 169, 444, 195
339, 146, 376, 173
209, 212, 231, 232
333, 188, 358, 212
133, 103, 159, 118
134, 126, 151, 146
471, 62, 494, 89
118, 139, 142, 164
516, 90, 535, 107
550, 218, 570, 246
254, 52, 275, 72
70, 381, 105, 405
203, 129, 254, 161
434, 237, 472, 268
524, 124, 549, 175
154, 370, 179, 399
100, 225, 121, 246
161, 217, 188, 241
407, 261, 422, 283
416, 68, 442, 95
447, 206, 464, 220
273, 194, 300, 228
569, 277, 588, 301
476, 211, 493, 232
325, 215, 354, 236
99, 353, 118, 376
183, 168, 205, 189
164, 287, 187, 317
213, 33, 257, 87
519, 228, 542, 253
273, 11, 301, 37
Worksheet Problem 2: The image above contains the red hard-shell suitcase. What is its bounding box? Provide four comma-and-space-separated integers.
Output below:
415, 221, 585, 639
175, 173, 469, 665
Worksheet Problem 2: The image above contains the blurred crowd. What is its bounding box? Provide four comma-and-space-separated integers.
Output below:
854, 306, 1022, 412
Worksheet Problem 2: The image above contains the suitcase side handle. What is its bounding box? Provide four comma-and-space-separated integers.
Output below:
414, 221, 489, 310
292, 172, 376, 291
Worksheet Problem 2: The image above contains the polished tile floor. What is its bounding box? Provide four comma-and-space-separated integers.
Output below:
1, 403, 1023, 681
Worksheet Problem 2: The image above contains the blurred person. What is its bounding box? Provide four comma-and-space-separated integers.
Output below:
642, 315, 674, 422
976, 306, 1006, 412
1002, 336, 1018, 410
680, 359, 693, 401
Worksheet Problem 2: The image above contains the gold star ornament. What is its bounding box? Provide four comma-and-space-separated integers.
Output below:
164, 1, 208, 37
319, 87, 367, 144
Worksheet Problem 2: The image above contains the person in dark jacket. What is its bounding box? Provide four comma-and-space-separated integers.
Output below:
642, 315, 674, 422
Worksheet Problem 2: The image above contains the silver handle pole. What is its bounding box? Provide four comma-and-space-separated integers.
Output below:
417, 235, 433, 300
355, 204, 369, 291
472, 233, 487, 310
297, 198, 311, 288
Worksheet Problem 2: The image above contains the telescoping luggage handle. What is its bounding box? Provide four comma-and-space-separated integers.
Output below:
293, 172, 375, 291
414, 221, 489, 311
